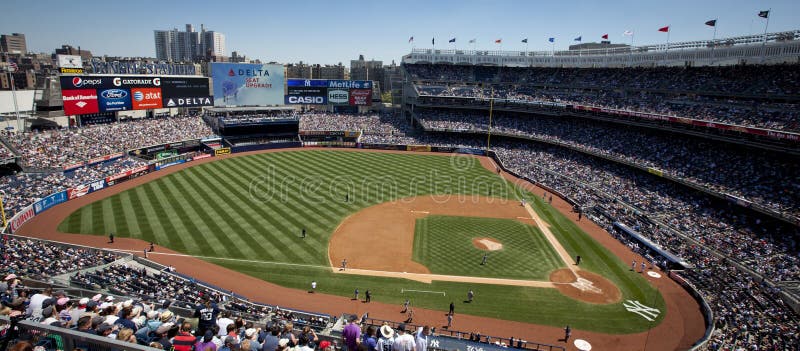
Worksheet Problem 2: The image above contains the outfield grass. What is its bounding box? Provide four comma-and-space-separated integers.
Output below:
58, 150, 665, 333
412, 215, 564, 280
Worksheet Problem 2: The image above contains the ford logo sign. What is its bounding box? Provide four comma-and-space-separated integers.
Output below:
101, 89, 128, 99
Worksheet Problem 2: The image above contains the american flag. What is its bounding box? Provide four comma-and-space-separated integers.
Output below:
8, 61, 18, 72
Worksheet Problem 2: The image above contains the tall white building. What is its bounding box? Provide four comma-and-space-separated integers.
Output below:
154, 24, 225, 62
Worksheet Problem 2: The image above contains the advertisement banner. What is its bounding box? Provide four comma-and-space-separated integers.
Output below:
211, 63, 284, 106
57, 55, 83, 69
8, 205, 35, 233
98, 88, 132, 112
163, 96, 213, 108
67, 179, 106, 200
215, 147, 231, 156
60, 67, 84, 74
287, 79, 372, 89
131, 88, 163, 109
158, 77, 210, 97
327, 89, 349, 105
33, 191, 68, 215
106, 165, 149, 186
87, 153, 124, 166
61, 89, 99, 115
349, 89, 372, 106
193, 153, 212, 161
287, 79, 329, 87
285, 86, 328, 105
154, 159, 186, 171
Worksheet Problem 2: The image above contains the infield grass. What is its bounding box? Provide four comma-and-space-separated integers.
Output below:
58, 150, 665, 333
412, 215, 564, 280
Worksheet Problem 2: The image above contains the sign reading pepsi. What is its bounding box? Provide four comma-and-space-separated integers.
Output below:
98, 88, 132, 112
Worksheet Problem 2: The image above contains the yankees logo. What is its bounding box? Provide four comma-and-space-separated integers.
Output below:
623, 300, 661, 321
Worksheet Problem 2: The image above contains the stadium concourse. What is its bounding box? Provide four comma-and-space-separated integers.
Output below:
0, 64, 797, 351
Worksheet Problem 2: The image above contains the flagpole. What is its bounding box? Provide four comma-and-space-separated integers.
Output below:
763, 9, 771, 44
9, 72, 21, 132
486, 86, 494, 152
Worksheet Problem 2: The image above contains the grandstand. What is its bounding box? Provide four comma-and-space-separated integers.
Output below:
1, 29, 799, 351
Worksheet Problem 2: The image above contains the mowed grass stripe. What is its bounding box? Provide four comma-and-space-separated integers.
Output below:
128, 185, 170, 247
224, 158, 331, 252
209, 159, 325, 261
119, 191, 143, 238
233, 156, 344, 227
189, 164, 306, 262
88, 201, 103, 233
168, 171, 253, 259
139, 183, 189, 252
180, 167, 278, 261
151, 176, 231, 258
109, 196, 130, 236
175, 169, 261, 259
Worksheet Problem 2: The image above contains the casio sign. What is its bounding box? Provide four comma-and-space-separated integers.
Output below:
328, 89, 348, 103
288, 96, 324, 104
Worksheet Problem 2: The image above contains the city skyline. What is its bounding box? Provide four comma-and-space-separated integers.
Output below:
2, 0, 799, 66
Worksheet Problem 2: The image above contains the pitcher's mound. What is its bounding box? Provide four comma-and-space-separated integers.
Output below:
473, 237, 503, 251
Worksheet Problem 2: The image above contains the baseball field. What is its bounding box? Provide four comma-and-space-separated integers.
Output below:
56, 149, 665, 333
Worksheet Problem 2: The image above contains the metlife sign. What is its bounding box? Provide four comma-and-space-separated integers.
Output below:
287, 79, 372, 89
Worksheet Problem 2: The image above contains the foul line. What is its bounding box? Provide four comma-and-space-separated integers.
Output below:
523, 203, 578, 277
401, 289, 446, 296
108, 249, 330, 270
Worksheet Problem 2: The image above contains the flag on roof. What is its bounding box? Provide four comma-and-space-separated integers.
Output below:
574, 36, 581, 41
449, 38, 456, 43
495, 39, 502, 44
409, 36, 414, 43
548, 37, 555, 43
623, 30, 634, 36
601, 34, 609, 39
705, 19, 717, 27
521, 38, 528, 43
758, 10, 769, 18
469, 39, 476, 44
432, 38, 435, 45
658, 26, 670, 32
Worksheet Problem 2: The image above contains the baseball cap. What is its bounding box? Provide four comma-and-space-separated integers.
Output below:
224, 336, 237, 345
41, 306, 54, 317
79, 297, 89, 305
397, 323, 406, 332
97, 324, 113, 333
87, 301, 98, 310
92, 294, 102, 302
319, 341, 331, 350
105, 296, 115, 302
56, 297, 70, 306
203, 330, 214, 343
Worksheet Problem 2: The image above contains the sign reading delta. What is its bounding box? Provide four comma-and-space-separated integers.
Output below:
211, 63, 284, 106
59, 75, 212, 115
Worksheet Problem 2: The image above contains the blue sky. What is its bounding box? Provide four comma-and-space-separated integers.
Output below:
3, 0, 798, 66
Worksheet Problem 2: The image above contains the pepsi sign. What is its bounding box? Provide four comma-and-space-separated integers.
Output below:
98, 88, 132, 112
71, 76, 102, 88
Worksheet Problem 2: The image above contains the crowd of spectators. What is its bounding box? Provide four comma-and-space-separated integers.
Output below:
1, 236, 119, 282
413, 108, 800, 220
0, 157, 147, 218
1, 116, 212, 170
407, 63, 800, 132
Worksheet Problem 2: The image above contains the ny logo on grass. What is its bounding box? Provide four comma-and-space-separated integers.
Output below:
623, 300, 660, 321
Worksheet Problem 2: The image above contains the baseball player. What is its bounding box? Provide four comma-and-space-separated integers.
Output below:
631, 260, 636, 271
467, 289, 474, 303
109, 232, 114, 243
641, 262, 647, 273
481, 253, 488, 265
401, 299, 410, 313
341, 258, 347, 270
